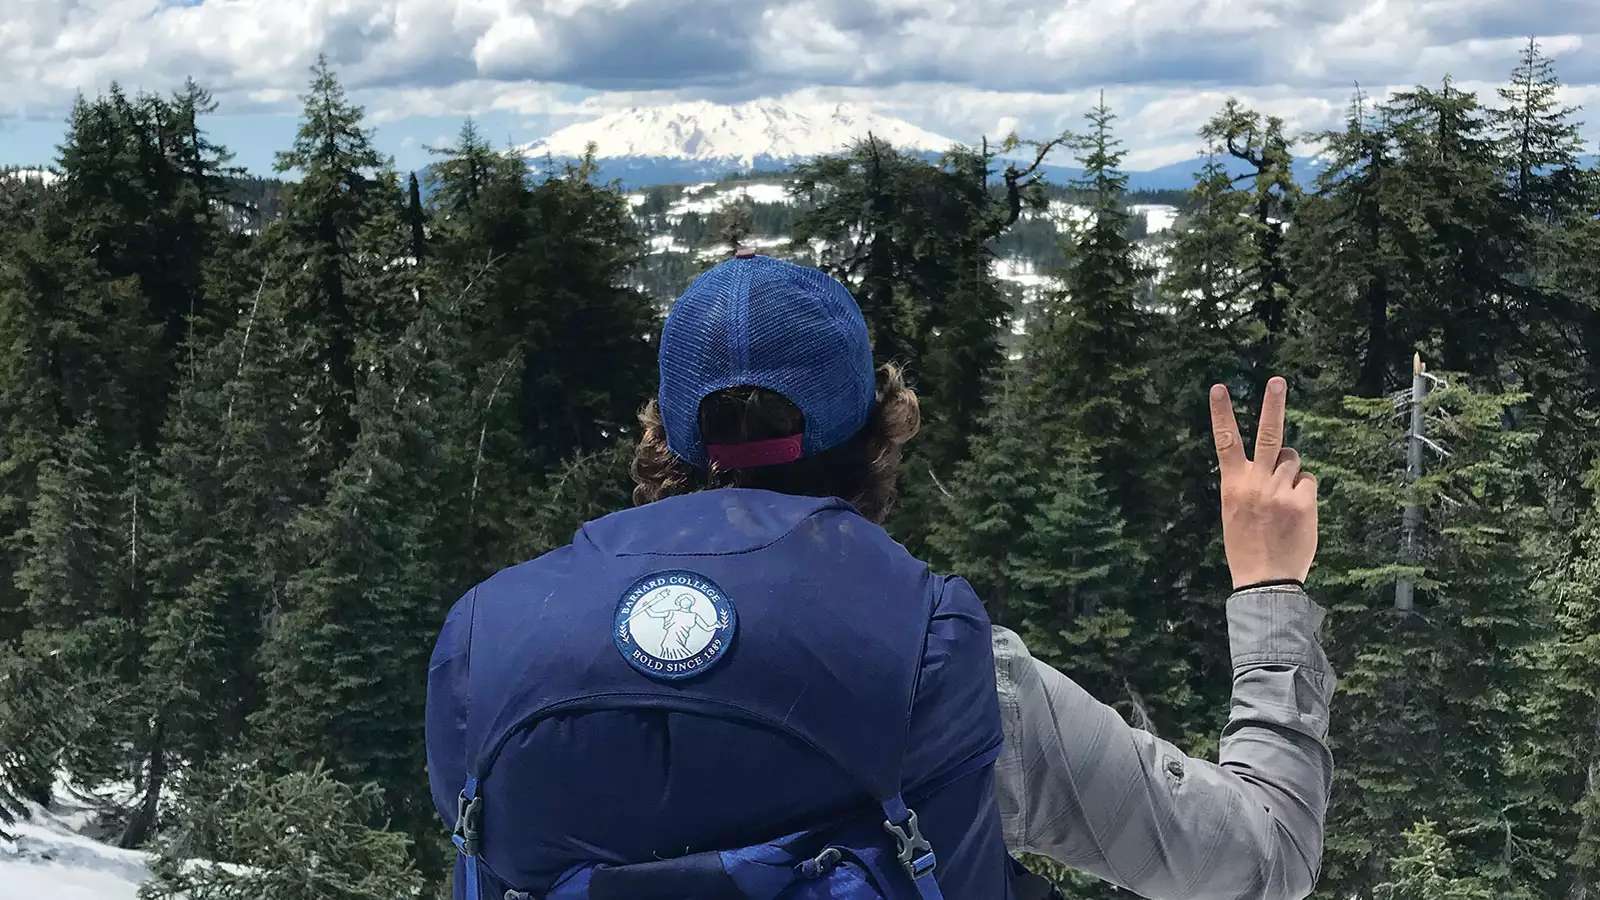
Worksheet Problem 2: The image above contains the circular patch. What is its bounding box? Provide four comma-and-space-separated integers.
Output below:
614, 570, 737, 681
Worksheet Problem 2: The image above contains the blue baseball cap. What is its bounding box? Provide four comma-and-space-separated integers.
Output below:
658, 252, 875, 470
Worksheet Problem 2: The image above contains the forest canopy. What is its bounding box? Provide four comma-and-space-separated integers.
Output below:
1, 40, 1598, 900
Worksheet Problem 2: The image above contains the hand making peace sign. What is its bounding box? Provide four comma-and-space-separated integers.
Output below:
1210, 376, 1319, 589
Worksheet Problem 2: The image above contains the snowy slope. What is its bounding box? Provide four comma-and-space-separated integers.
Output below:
0, 168, 61, 186
0, 790, 154, 900
523, 100, 955, 167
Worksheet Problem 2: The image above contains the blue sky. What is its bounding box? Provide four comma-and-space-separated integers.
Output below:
3, 0, 1597, 176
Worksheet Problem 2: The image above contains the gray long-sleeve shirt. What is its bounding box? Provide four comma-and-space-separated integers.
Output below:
991, 586, 1335, 900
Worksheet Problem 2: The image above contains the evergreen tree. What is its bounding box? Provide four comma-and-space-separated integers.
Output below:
932, 100, 1202, 742
1385, 78, 1519, 380
1198, 100, 1299, 350
792, 130, 1063, 549
268, 55, 389, 466
1046, 94, 1171, 548
142, 760, 423, 900
791, 137, 930, 369
55, 81, 240, 449
1155, 143, 1260, 710
427, 139, 656, 492
513, 155, 658, 469
406, 171, 427, 263
1287, 90, 1404, 398
1492, 41, 1600, 490
132, 274, 322, 846
1524, 463, 1600, 898
517, 439, 636, 556
931, 374, 1167, 734
1299, 376, 1554, 897
10, 420, 140, 789
0, 646, 107, 834
1374, 821, 1498, 900
426, 118, 524, 233
1493, 37, 1590, 222
251, 248, 479, 854
1529, 211, 1600, 508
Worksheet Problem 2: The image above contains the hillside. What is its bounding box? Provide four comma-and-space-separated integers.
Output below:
625, 174, 1185, 355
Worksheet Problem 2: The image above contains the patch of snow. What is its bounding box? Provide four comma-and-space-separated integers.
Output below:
625, 192, 649, 207
696, 235, 789, 261
519, 100, 956, 166
733, 183, 789, 205
1028, 200, 1093, 227
993, 256, 1054, 289
1133, 244, 1173, 283
665, 182, 793, 217
649, 234, 692, 255
1130, 204, 1179, 233
1, 796, 153, 900
1, 168, 61, 186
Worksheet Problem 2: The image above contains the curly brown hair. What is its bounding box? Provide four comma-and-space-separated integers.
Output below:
631, 363, 921, 523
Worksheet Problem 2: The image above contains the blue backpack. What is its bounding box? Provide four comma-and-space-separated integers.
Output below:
427, 489, 1024, 899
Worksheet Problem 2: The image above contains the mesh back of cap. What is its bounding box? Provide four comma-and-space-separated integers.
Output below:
659, 256, 874, 469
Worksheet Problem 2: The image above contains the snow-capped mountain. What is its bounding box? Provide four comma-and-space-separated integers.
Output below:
520, 100, 957, 186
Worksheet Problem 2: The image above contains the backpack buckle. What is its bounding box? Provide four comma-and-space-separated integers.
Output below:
452, 790, 484, 856
882, 809, 936, 880
798, 846, 843, 879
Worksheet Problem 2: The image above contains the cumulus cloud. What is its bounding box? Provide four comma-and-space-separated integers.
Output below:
0, 0, 1595, 169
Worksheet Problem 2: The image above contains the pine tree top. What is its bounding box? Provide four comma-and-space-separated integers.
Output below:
275, 55, 385, 180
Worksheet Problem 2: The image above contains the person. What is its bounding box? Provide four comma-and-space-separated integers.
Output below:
425, 252, 1332, 899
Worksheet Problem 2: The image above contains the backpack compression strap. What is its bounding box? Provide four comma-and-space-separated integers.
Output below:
452, 777, 483, 898
881, 794, 943, 900
450, 785, 945, 900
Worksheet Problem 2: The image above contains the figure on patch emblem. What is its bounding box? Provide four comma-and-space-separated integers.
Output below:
614, 570, 737, 681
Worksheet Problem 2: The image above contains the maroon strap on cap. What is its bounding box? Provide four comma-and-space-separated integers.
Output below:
706, 434, 803, 469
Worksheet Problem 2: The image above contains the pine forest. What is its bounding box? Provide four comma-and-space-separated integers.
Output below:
2, 41, 1599, 900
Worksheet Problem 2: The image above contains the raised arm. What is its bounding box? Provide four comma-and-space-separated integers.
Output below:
992, 377, 1333, 900
994, 585, 1332, 899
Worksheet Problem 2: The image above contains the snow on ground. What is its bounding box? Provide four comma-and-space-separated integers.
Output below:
727, 183, 789, 205
1030, 200, 1091, 227
695, 234, 789, 261
649, 234, 692, 254
1130, 204, 1179, 234
625, 192, 649, 207
993, 256, 1054, 290
1, 790, 154, 900
666, 182, 791, 216
1, 168, 61, 186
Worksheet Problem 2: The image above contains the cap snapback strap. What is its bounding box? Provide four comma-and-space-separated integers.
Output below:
706, 434, 804, 469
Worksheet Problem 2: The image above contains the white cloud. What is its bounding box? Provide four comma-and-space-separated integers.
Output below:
0, 0, 1595, 170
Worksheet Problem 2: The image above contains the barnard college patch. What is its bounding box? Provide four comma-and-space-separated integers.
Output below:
614, 570, 737, 681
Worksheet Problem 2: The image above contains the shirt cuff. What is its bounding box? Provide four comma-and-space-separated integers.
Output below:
1226, 586, 1329, 673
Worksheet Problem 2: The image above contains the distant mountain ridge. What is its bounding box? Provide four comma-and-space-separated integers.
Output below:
521, 100, 1599, 190
521, 98, 947, 173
